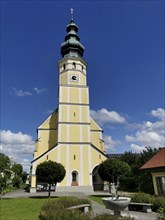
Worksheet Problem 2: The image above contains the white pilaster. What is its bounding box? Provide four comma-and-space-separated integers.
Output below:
88, 145, 92, 185
80, 145, 84, 185
57, 144, 61, 162
66, 144, 70, 185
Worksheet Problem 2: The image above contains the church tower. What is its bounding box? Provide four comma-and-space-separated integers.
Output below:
30, 12, 108, 193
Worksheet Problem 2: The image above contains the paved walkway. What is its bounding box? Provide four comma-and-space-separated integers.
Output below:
1, 189, 159, 220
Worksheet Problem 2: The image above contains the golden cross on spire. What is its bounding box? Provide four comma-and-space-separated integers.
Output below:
70, 8, 74, 20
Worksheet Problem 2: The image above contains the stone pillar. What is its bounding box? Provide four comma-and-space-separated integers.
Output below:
30, 174, 37, 193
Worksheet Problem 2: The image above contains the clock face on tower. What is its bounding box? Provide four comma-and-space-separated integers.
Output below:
70, 74, 79, 82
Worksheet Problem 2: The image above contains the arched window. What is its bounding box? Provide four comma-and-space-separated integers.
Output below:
63, 64, 66, 70
71, 171, 78, 183
72, 172, 77, 181
82, 65, 84, 71
72, 62, 76, 69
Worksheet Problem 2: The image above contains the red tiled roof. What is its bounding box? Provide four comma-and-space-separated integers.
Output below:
141, 147, 165, 169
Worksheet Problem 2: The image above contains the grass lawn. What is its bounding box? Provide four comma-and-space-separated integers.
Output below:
0, 197, 58, 220
88, 194, 110, 206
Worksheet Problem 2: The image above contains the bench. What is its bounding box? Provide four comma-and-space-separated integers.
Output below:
68, 204, 91, 213
129, 202, 152, 213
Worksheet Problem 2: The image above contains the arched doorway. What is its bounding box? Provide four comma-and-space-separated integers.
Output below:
71, 171, 78, 186
92, 166, 104, 191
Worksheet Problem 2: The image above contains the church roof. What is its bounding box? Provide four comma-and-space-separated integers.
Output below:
141, 147, 165, 169
107, 153, 124, 158
61, 11, 85, 58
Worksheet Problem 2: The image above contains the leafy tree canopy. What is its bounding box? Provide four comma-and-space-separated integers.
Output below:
21, 172, 28, 183
119, 147, 159, 193
98, 158, 131, 183
138, 147, 158, 166
12, 163, 23, 176
0, 153, 11, 172
36, 160, 66, 184
120, 151, 139, 166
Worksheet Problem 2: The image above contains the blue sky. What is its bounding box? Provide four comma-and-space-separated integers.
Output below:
1, 0, 164, 171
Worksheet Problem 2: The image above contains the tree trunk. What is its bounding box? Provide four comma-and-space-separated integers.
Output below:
48, 184, 51, 197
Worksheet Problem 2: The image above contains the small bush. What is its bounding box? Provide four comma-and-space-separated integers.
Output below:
131, 193, 153, 203
40, 208, 91, 220
39, 197, 92, 220
39, 197, 134, 220
2, 185, 15, 194
153, 196, 165, 213
131, 193, 165, 213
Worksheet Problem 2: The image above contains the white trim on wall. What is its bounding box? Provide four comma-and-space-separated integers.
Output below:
80, 144, 84, 185
88, 145, 92, 185
66, 144, 70, 186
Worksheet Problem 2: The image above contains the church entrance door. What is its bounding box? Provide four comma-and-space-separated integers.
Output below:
92, 166, 104, 191
71, 171, 78, 186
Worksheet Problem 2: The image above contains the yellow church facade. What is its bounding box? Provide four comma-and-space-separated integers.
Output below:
30, 16, 108, 193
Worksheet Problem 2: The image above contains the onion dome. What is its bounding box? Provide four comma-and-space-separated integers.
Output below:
61, 12, 85, 58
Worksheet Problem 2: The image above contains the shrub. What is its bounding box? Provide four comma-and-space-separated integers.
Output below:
2, 185, 14, 194
39, 197, 134, 220
131, 193, 165, 213
153, 196, 165, 213
131, 193, 153, 203
39, 197, 92, 220
40, 208, 90, 220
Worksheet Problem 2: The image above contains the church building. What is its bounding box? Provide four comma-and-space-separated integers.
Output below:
30, 13, 108, 193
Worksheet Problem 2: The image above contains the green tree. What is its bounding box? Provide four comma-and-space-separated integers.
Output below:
98, 158, 131, 186
0, 153, 11, 172
0, 153, 12, 194
12, 163, 23, 176
36, 160, 66, 197
120, 147, 158, 193
138, 147, 158, 166
120, 152, 139, 167
21, 172, 28, 183
0, 175, 7, 195
137, 147, 158, 193
120, 152, 140, 191
12, 176, 23, 188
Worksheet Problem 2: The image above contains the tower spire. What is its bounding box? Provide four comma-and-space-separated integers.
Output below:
70, 8, 74, 21
61, 10, 85, 58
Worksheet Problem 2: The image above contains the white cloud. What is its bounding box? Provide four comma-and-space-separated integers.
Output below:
126, 130, 163, 145
103, 135, 120, 152
33, 87, 47, 94
151, 108, 165, 120
43, 109, 54, 115
130, 144, 147, 153
0, 130, 34, 172
125, 108, 165, 152
90, 108, 126, 126
12, 87, 32, 97
11, 87, 47, 97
